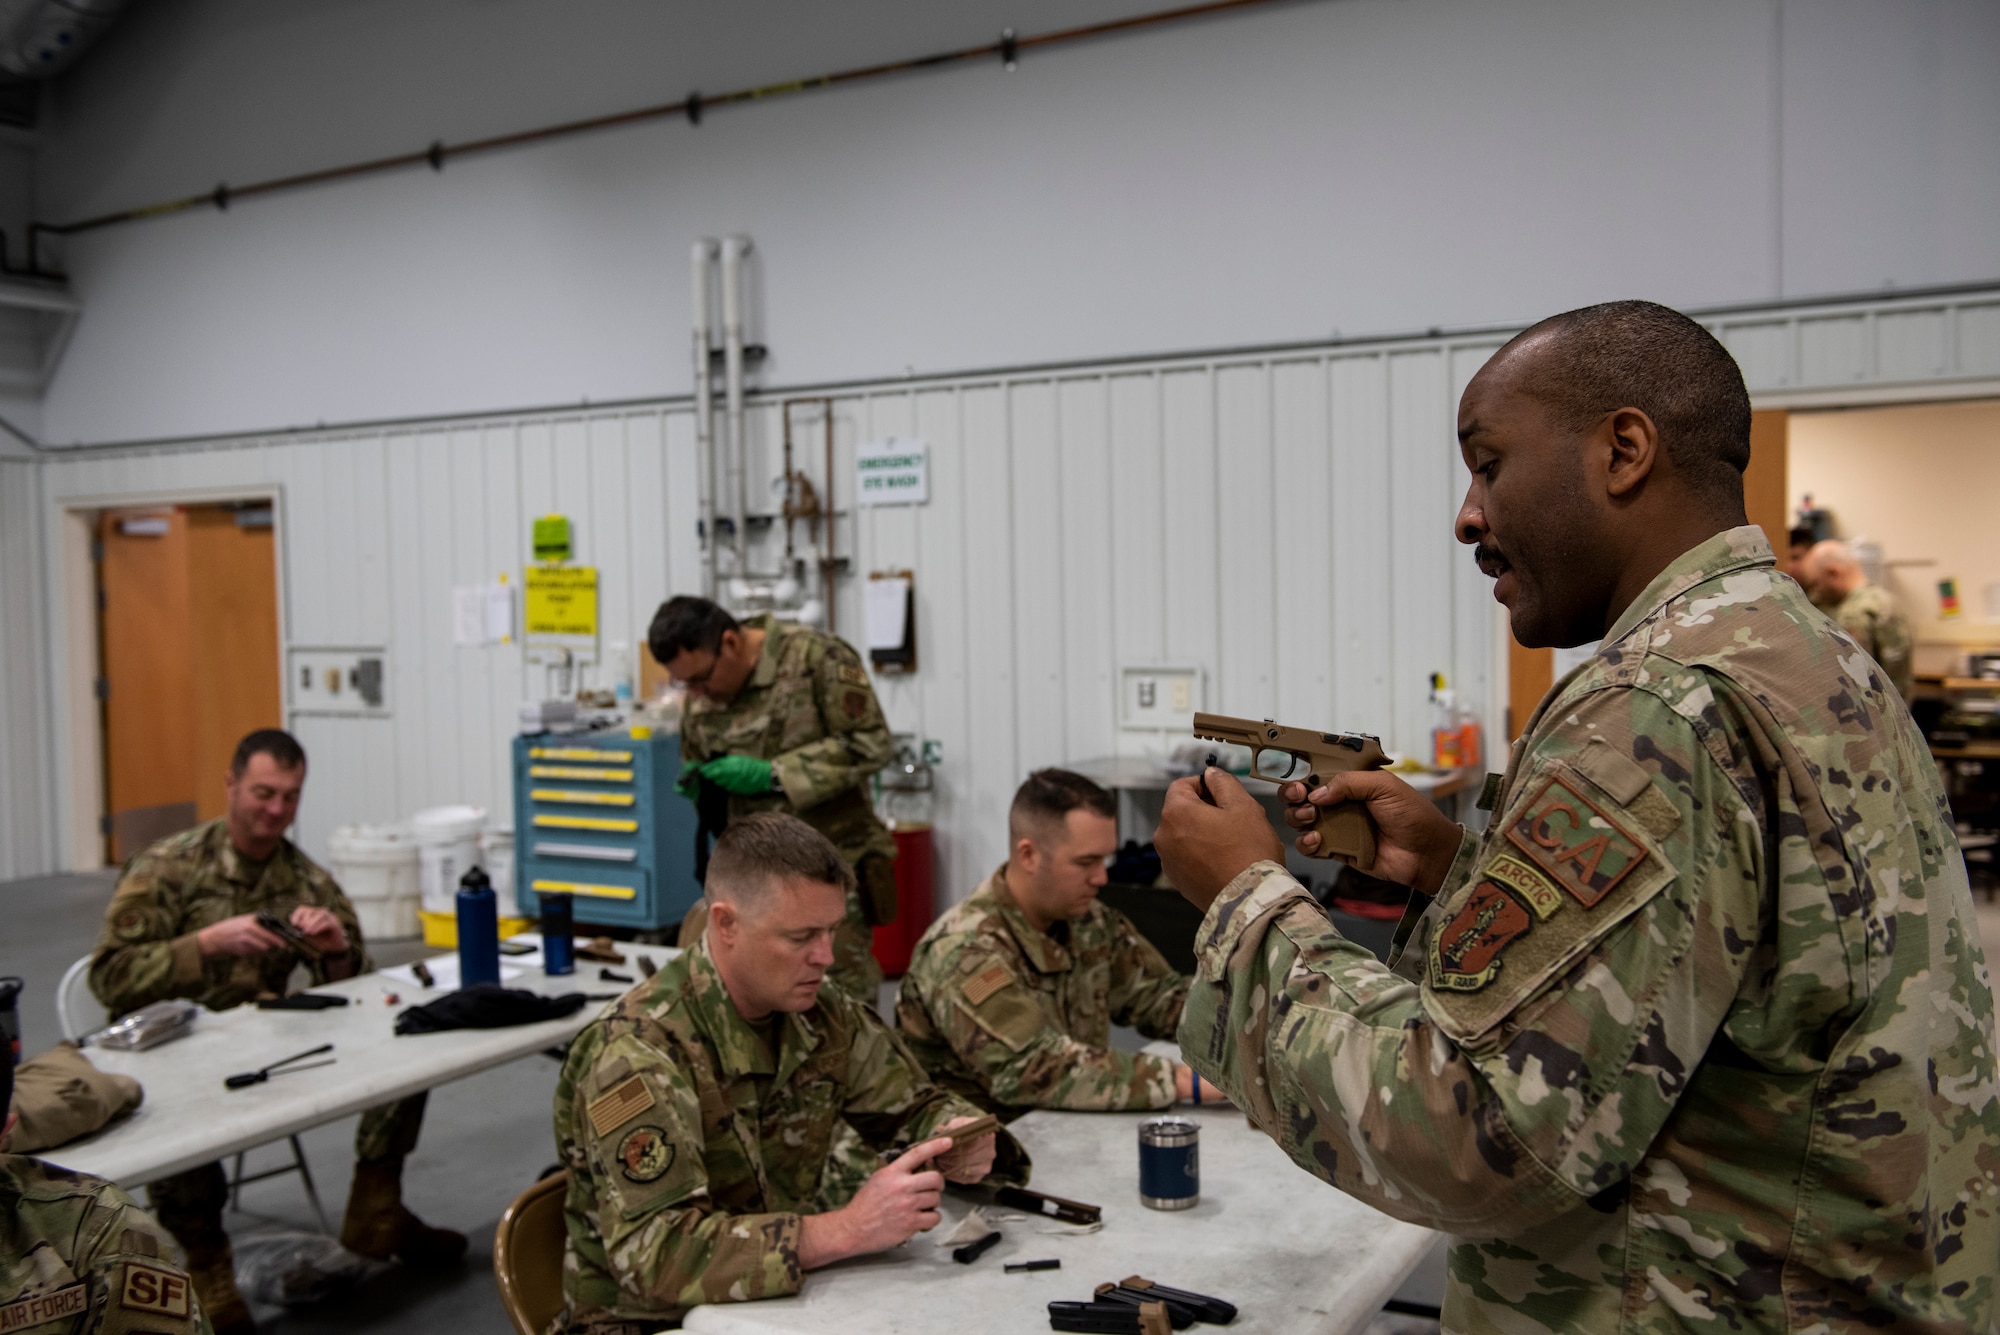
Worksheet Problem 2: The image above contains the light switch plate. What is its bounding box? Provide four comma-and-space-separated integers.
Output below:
1119, 666, 1203, 731
289, 647, 390, 716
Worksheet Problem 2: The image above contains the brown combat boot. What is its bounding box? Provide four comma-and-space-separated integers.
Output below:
340, 1158, 468, 1269
178, 1237, 258, 1335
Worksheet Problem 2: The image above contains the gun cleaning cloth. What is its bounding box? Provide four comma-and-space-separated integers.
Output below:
937, 1208, 997, 1248
393, 984, 589, 1035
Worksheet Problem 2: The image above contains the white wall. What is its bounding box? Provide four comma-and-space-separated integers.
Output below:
20, 0, 2000, 446
0, 458, 52, 878
31, 334, 1506, 897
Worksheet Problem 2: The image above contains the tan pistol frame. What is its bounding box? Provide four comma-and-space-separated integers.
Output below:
1191, 714, 1389, 870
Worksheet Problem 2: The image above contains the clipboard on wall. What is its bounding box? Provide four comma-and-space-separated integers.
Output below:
865, 570, 916, 673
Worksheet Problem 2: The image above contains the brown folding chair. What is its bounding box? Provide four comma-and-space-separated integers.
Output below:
494, 1169, 570, 1335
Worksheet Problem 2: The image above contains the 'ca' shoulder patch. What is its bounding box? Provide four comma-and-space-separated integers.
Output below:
1431, 880, 1532, 992
587, 1074, 657, 1138
616, 1125, 674, 1183
962, 963, 1015, 1006
119, 1262, 192, 1318
1504, 775, 1645, 908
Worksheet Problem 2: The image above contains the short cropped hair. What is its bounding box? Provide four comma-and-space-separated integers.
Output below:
1009, 768, 1116, 845
1788, 526, 1815, 550
648, 596, 738, 664
230, 728, 306, 776
707, 812, 854, 911
1509, 300, 1751, 505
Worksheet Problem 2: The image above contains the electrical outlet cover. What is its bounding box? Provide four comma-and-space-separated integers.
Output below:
1119, 666, 1202, 731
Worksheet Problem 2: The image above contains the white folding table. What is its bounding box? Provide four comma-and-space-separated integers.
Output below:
45, 935, 675, 1189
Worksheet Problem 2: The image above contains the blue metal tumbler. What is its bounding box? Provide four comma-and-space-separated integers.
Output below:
456, 866, 501, 988
541, 892, 575, 976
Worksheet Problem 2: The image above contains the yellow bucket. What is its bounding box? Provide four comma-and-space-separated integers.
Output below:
419, 909, 532, 949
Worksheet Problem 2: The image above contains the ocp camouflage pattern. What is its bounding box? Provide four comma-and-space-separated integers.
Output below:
552, 938, 1025, 1328
1829, 581, 1915, 702
1179, 527, 2000, 1332
89, 818, 368, 1018
680, 613, 897, 995
897, 865, 1184, 1118
1, 1154, 213, 1335
88, 817, 424, 1180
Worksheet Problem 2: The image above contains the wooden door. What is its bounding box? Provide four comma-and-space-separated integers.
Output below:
1745, 409, 1790, 563
99, 510, 198, 861
188, 506, 283, 820
98, 502, 282, 861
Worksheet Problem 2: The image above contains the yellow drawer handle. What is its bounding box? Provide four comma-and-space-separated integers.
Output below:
531, 788, 636, 807
533, 815, 639, 833
532, 879, 637, 901
530, 747, 634, 762
529, 765, 635, 782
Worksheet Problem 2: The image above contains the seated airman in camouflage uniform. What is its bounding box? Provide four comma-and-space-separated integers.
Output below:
1157, 302, 2000, 1332
652, 596, 899, 998
1798, 538, 1916, 700
89, 730, 463, 1335
553, 813, 1024, 1333
1, 1041, 214, 1335
897, 770, 1209, 1120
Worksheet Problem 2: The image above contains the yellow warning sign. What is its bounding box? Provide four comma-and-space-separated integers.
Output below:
524, 566, 599, 638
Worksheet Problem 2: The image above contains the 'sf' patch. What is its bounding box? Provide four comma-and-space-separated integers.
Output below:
1431, 880, 1532, 992
1504, 775, 1645, 907
119, 1263, 192, 1318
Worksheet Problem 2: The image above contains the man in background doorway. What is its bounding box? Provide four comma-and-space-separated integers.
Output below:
896, 769, 1207, 1119
650, 596, 897, 999
1797, 539, 1916, 700
1786, 524, 1815, 579
90, 730, 463, 1335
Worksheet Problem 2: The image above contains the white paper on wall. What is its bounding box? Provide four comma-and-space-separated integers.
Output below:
864, 577, 910, 651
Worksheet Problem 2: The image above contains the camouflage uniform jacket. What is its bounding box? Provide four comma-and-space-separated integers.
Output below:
90, 819, 367, 1019
1832, 583, 1915, 702
896, 866, 1185, 1117
0, 1154, 214, 1335
679, 614, 896, 868
552, 939, 1024, 1326
1179, 527, 2000, 1333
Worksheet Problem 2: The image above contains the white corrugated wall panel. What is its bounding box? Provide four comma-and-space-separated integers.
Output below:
1270, 359, 1334, 729
26, 285, 1986, 886
1055, 378, 1116, 767
0, 460, 51, 878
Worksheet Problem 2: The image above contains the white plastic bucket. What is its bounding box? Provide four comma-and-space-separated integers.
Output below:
412, 805, 486, 916
482, 826, 515, 907
327, 823, 421, 941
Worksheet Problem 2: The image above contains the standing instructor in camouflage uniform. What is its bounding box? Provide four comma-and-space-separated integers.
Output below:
1797, 539, 1916, 701
90, 730, 463, 1335
1156, 301, 1999, 1330
651, 596, 897, 997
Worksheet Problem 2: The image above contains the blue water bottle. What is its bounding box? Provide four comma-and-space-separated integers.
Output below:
540, 892, 575, 976
456, 866, 501, 989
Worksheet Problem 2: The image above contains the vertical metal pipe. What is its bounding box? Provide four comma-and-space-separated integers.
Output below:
823, 397, 836, 635
720, 234, 751, 579
690, 238, 718, 597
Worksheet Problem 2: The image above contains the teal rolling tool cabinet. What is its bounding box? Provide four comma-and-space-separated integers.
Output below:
511, 726, 701, 933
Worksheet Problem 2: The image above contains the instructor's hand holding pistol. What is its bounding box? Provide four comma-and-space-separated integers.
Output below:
1282, 772, 1462, 898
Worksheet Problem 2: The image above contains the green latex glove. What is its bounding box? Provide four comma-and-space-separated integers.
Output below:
700, 755, 775, 796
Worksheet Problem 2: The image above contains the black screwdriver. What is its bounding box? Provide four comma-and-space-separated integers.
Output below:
225, 1043, 335, 1089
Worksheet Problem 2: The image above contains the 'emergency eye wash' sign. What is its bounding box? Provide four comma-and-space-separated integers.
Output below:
856, 438, 928, 507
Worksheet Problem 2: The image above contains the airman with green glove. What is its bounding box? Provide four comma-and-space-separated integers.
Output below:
651, 597, 899, 998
